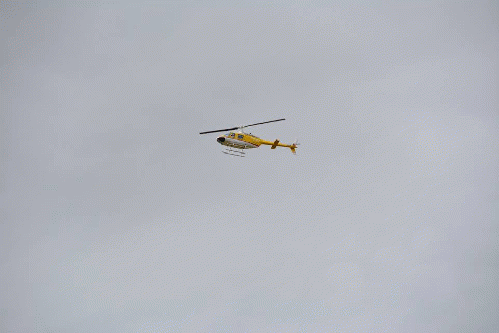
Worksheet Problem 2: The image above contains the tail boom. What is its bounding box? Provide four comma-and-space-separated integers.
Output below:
260, 139, 298, 154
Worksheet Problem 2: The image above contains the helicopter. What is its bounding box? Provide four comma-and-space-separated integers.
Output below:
199, 118, 299, 157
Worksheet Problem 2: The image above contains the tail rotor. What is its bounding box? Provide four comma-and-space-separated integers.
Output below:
290, 138, 300, 154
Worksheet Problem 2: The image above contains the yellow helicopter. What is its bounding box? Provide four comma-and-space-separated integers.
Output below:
199, 118, 299, 157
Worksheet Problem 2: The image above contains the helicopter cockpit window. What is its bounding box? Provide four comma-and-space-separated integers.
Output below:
238, 134, 244, 139
229, 133, 235, 137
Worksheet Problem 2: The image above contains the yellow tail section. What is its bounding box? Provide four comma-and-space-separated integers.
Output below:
290, 139, 299, 154
260, 138, 298, 154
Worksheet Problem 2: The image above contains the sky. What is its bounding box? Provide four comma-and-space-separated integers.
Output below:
1, 0, 498, 332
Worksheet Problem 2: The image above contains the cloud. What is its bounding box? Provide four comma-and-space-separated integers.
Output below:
1, 1, 498, 332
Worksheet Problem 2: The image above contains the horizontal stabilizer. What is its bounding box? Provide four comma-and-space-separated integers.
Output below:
271, 139, 279, 149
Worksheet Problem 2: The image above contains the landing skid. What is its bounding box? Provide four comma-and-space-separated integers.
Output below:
223, 151, 244, 157
223, 147, 245, 157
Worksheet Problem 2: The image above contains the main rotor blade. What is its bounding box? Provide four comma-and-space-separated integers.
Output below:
199, 127, 238, 135
199, 118, 285, 134
241, 118, 285, 128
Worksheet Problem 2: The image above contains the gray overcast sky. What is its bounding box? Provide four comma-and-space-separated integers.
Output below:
1, 1, 498, 332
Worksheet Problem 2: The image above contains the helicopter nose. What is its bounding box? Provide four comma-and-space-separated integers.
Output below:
217, 136, 225, 143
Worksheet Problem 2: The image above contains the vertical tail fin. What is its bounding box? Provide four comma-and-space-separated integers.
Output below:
290, 138, 299, 154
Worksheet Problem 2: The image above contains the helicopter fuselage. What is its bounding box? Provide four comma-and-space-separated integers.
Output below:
216, 131, 297, 154
217, 132, 261, 149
